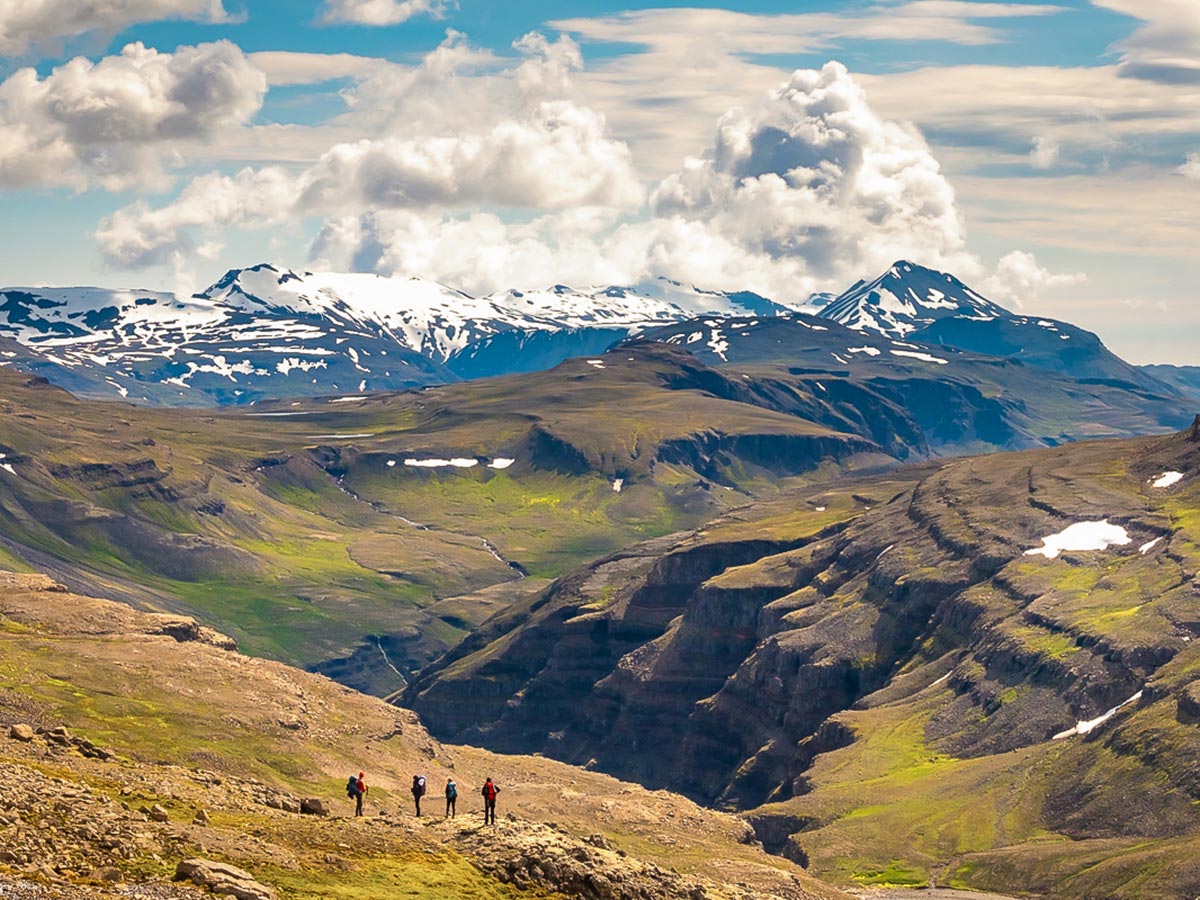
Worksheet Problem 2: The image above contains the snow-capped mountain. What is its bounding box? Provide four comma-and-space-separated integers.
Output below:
819, 261, 1010, 338
0, 258, 1178, 407
816, 260, 1170, 393
0, 264, 801, 405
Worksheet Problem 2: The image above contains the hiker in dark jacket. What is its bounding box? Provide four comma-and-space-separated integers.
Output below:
481, 777, 499, 824
445, 777, 457, 818
412, 774, 426, 817
347, 772, 366, 817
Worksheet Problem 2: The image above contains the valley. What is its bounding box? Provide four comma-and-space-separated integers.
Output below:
1, 259, 1197, 898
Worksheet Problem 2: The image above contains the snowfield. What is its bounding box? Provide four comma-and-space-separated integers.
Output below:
1024, 520, 1132, 559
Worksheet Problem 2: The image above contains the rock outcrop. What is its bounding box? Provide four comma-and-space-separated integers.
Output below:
175, 859, 277, 900
0, 572, 237, 650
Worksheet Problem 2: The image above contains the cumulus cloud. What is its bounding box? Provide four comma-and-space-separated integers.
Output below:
319, 0, 453, 27
0, 0, 235, 56
980, 250, 1086, 308
94, 33, 643, 270
0, 40, 266, 191
94, 167, 296, 268
298, 103, 642, 211
301, 61, 975, 301
643, 62, 971, 287
98, 58, 984, 304
1179, 152, 1200, 179
1092, 0, 1200, 84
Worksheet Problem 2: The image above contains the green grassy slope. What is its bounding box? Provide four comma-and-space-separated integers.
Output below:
0, 347, 888, 682
0, 570, 844, 900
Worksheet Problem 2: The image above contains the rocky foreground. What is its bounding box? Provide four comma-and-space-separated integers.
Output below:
0, 571, 844, 900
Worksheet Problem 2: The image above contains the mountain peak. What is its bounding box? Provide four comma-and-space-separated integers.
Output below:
818, 261, 1010, 338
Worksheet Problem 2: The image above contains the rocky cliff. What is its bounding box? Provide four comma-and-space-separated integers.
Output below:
407, 425, 1200, 896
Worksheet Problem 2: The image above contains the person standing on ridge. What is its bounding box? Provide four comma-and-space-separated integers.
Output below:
412, 774, 427, 817
347, 772, 367, 817
445, 777, 457, 818
481, 777, 499, 825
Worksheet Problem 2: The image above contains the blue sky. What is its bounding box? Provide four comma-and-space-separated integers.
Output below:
1, 0, 1197, 363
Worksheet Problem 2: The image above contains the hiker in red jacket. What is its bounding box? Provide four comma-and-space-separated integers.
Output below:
347, 772, 366, 817
481, 777, 499, 824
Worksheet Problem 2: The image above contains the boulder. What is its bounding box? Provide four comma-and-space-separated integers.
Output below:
89, 866, 122, 883
175, 858, 277, 900
9, 724, 34, 742
45, 726, 71, 745
148, 804, 170, 822
300, 797, 330, 816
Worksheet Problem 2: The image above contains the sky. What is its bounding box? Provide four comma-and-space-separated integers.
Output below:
0, 0, 1197, 364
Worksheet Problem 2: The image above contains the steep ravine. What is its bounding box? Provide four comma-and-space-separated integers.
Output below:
405, 426, 1200, 897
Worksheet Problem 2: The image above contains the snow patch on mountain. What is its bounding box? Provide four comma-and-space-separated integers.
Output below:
1151, 471, 1183, 488
1052, 689, 1143, 740
1024, 520, 1132, 560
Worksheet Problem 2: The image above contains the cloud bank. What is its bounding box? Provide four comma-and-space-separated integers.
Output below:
0, 0, 234, 56
98, 55, 980, 303
0, 40, 266, 190
980, 250, 1086, 308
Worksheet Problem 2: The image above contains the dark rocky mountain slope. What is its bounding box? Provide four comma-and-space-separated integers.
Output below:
406, 420, 1200, 897
633, 315, 1192, 452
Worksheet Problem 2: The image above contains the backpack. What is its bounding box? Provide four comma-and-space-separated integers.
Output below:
347, 775, 359, 798
416, 775, 427, 796
484, 781, 497, 801
446, 781, 457, 800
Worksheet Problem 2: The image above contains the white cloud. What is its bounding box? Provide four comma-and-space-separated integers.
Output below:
94, 32, 643, 270
551, 4, 1068, 178
312, 209, 631, 294
298, 103, 642, 211
980, 250, 1086, 308
857, 64, 1200, 174
0, 0, 234, 56
1091, 0, 1200, 84
247, 51, 390, 87
554, 4, 1067, 54
94, 166, 296, 268
1179, 152, 1200, 179
0, 40, 266, 191
642, 62, 971, 288
318, 0, 453, 27
1030, 135, 1060, 169
266, 62, 974, 303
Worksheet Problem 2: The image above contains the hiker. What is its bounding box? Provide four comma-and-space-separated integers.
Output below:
347, 771, 366, 817
481, 777, 499, 825
412, 774, 427, 817
445, 777, 457, 818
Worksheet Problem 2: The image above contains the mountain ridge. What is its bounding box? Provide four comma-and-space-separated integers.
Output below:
0, 263, 810, 405
4, 259, 1170, 411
